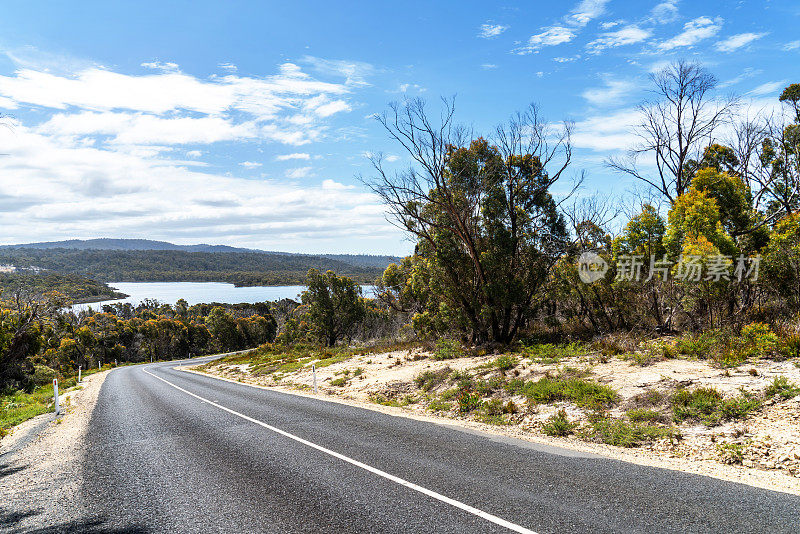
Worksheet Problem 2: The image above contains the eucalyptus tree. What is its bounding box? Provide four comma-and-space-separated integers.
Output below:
367, 99, 575, 344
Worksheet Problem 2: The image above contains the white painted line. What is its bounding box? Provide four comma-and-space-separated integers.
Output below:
142, 368, 537, 534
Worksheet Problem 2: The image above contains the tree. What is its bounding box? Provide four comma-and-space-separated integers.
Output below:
609, 61, 737, 203
301, 269, 365, 346
366, 99, 572, 343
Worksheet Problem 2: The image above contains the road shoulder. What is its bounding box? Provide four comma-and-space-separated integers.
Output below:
0, 369, 110, 530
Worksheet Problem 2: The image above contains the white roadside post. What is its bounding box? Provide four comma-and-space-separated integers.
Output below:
53, 378, 60, 415
115, 359, 117, 367
312, 364, 318, 394
78, 366, 81, 383
98, 361, 101, 370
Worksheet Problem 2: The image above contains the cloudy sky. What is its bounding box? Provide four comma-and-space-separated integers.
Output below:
0, 0, 797, 254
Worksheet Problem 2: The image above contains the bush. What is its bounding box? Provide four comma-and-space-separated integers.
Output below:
506, 376, 618, 409
676, 330, 722, 358
740, 323, 778, 358
672, 387, 761, 426
523, 342, 585, 363
588, 415, 678, 447
492, 355, 517, 372
433, 339, 462, 360
457, 388, 482, 413
626, 408, 665, 423
329, 377, 348, 387
765, 376, 800, 399
778, 333, 800, 359
717, 441, 747, 464
542, 409, 578, 436
414, 367, 452, 391
31, 365, 56, 387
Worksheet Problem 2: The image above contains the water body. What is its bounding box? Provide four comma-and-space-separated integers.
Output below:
71, 282, 375, 313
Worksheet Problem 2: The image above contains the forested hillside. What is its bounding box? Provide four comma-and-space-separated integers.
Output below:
0, 248, 385, 286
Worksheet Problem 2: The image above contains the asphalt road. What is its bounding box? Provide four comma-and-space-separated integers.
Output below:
59, 360, 800, 533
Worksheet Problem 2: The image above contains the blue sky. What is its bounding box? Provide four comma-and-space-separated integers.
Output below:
0, 0, 797, 254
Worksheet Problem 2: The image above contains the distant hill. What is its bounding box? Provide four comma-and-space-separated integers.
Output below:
2, 238, 401, 269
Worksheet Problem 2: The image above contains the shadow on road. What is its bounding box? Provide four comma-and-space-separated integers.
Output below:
0, 508, 149, 534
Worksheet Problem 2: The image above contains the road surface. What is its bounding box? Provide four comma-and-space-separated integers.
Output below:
43, 360, 800, 532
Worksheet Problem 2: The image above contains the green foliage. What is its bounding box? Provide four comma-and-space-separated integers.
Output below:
329, 377, 348, 387
0, 248, 385, 287
414, 367, 452, 391
765, 376, 800, 399
432, 338, 462, 360
587, 415, 678, 448
672, 387, 761, 426
739, 323, 778, 357
541, 409, 578, 436
301, 269, 366, 347
427, 399, 453, 412
457, 387, 483, 413
505, 376, 618, 409
522, 342, 585, 363
717, 441, 747, 464
626, 408, 665, 423
491, 355, 517, 372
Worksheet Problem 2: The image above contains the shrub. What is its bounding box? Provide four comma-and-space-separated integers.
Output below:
523, 342, 585, 363
588, 415, 678, 447
482, 398, 506, 416
457, 388, 482, 413
676, 330, 722, 358
626, 408, 665, 423
506, 376, 618, 409
740, 323, 778, 357
778, 333, 800, 359
329, 377, 348, 387
492, 355, 517, 372
433, 339, 462, 360
427, 399, 452, 412
765, 376, 800, 399
414, 367, 452, 391
717, 441, 747, 464
542, 409, 578, 436
672, 387, 761, 426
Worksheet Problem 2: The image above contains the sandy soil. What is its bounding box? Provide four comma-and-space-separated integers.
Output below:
195, 347, 800, 496
0, 369, 110, 531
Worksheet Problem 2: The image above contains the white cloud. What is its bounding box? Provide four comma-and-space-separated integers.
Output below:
313, 99, 351, 117
186, 150, 202, 158
714, 32, 767, 53
553, 56, 579, 63
650, 1, 679, 24
275, 153, 310, 161
750, 80, 788, 97
515, 26, 576, 54
567, 0, 610, 27
38, 111, 258, 145
480, 63, 498, 69
515, 0, 609, 55
572, 108, 641, 151
582, 78, 637, 106
397, 83, 425, 93
301, 56, 375, 87
587, 25, 652, 54
218, 63, 237, 72
239, 161, 262, 168
0, 124, 398, 251
657, 16, 722, 50
141, 61, 180, 72
784, 41, 800, 51
479, 24, 509, 39
286, 166, 313, 179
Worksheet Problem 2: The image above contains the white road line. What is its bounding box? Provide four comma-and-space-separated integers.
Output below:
142, 368, 538, 534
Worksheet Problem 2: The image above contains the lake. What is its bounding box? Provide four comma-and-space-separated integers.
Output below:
70, 282, 375, 313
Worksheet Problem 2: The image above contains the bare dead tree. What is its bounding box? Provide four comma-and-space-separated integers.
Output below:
608, 60, 737, 204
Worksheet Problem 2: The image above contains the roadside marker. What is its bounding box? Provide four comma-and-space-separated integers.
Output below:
143, 369, 538, 534
78, 366, 81, 383
53, 378, 60, 415
312, 364, 318, 394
